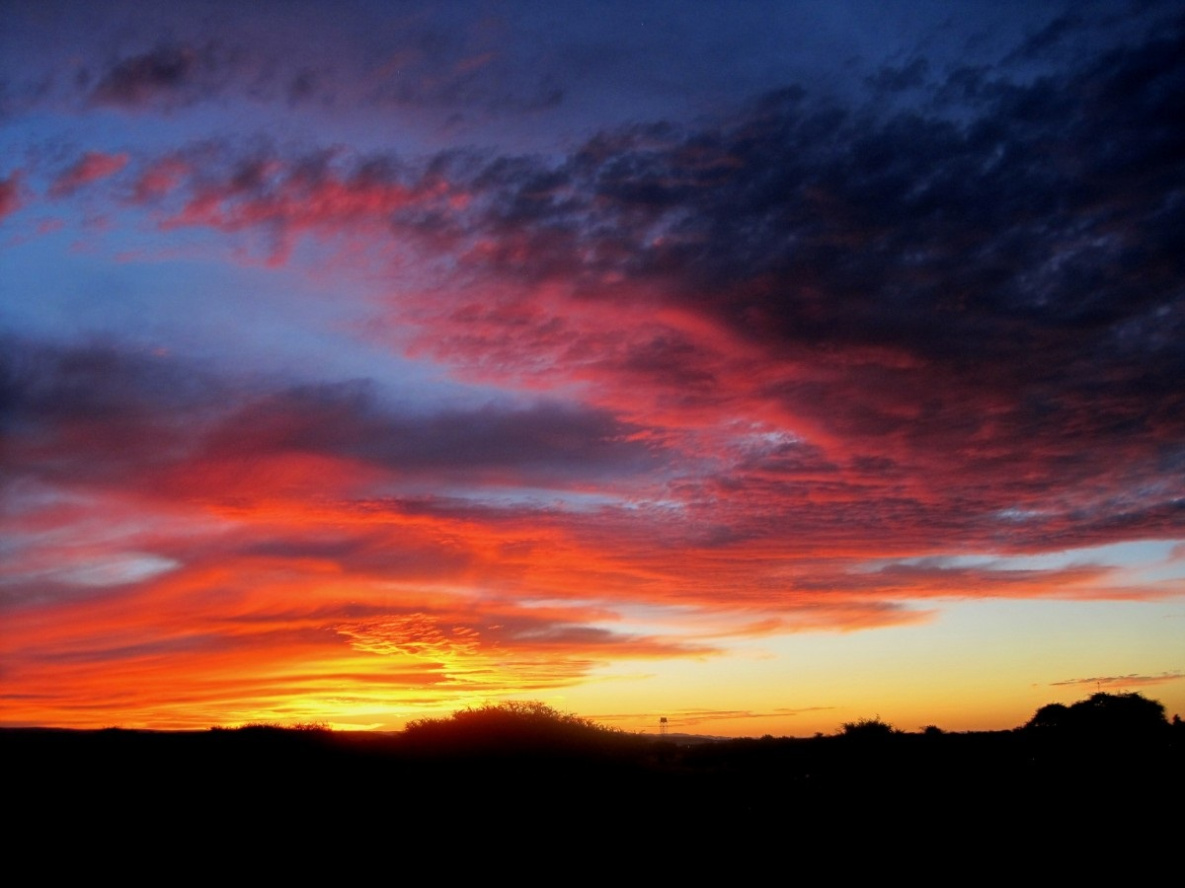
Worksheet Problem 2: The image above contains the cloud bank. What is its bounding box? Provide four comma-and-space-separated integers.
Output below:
2, 1, 1182, 730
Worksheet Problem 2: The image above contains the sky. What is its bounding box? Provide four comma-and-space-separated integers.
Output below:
2, 0, 1183, 736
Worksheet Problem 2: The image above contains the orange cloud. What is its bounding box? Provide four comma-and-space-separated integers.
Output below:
1051, 672, 1185, 690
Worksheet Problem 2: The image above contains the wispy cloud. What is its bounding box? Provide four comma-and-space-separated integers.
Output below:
1051, 672, 1185, 689
0, 171, 24, 218
2, 1, 1182, 731
48, 152, 130, 198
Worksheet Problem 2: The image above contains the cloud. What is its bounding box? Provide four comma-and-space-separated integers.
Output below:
125, 9, 1181, 489
9, 5, 1182, 625
1, 513, 720, 728
0, 336, 976, 654
151, 148, 468, 265
0, 338, 664, 498
1000, 13, 1087, 65
3, 5, 1184, 728
0, 337, 224, 486
88, 45, 202, 108
1050, 672, 1185, 689
203, 384, 662, 484
403, 14, 1185, 551
0, 171, 24, 218
131, 155, 191, 202
49, 151, 130, 197
68, 14, 564, 122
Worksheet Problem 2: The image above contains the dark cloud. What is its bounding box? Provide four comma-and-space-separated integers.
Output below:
89, 45, 202, 107
865, 57, 930, 93
237, 530, 473, 578
0, 337, 222, 484
197, 382, 663, 484
68, 14, 565, 120
405, 13, 1185, 544
426, 11, 1185, 373
1004, 13, 1084, 62
1, 338, 663, 495
118, 8, 1183, 557
5, 5, 1183, 643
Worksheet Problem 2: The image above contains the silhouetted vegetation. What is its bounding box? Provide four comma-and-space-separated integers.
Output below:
5, 692, 1181, 870
839, 716, 899, 738
400, 700, 631, 754
1025, 691, 1168, 736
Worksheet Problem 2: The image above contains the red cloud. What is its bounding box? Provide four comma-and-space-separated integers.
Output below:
161, 155, 464, 265
8, 12, 1185, 729
50, 152, 130, 197
131, 156, 191, 202
0, 171, 24, 219
5, 327, 1181, 732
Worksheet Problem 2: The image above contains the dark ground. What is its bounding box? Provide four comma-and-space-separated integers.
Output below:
5, 723, 1181, 875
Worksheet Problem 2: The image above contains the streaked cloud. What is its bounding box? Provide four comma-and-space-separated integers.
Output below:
1, 0, 1181, 731
1050, 672, 1185, 689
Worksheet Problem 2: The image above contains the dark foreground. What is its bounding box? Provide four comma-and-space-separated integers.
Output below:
6, 723, 1182, 874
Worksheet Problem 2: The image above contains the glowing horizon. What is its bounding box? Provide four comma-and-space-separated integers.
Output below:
2, 1, 1183, 737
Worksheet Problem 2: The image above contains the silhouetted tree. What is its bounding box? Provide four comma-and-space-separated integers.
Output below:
1025, 692, 1168, 737
1027, 702, 1072, 731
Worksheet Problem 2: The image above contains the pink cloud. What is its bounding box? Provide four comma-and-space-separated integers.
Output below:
160, 154, 464, 265
131, 156, 191, 202
49, 152, 130, 198
0, 171, 24, 219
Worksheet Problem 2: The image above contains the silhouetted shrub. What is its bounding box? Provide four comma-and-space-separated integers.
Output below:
400, 700, 629, 754
839, 717, 897, 739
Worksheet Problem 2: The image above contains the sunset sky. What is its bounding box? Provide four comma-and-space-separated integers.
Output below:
2, 0, 1183, 736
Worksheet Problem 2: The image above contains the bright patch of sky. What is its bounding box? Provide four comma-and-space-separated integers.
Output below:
863, 539, 1185, 580
56, 552, 180, 587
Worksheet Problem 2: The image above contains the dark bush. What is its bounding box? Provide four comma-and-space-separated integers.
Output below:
839, 717, 898, 739
400, 700, 629, 754
1024, 692, 1168, 737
